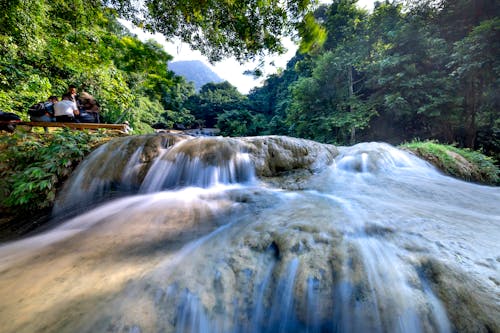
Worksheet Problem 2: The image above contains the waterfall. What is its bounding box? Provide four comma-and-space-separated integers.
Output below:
0, 135, 498, 333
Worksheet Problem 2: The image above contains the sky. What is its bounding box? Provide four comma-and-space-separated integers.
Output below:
119, 0, 375, 94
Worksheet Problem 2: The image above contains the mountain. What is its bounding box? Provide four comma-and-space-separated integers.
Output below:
168, 60, 224, 91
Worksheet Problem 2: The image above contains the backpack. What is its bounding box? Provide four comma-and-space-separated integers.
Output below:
28, 102, 46, 117
0, 110, 21, 132
0, 110, 21, 121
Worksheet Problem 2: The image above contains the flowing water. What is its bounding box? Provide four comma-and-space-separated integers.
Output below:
0, 135, 498, 333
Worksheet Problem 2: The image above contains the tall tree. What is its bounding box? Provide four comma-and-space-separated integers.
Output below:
288, 50, 375, 144
247, 54, 306, 135
287, 0, 374, 144
448, 18, 500, 148
366, 2, 461, 142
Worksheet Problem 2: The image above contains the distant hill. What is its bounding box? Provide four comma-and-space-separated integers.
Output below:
168, 60, 224, 91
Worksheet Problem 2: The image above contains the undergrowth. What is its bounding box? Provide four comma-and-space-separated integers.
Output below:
0, 130, 114, 214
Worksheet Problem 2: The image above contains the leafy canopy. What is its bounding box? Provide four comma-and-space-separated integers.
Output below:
0, 0, 197, 132
105, 0, 326, 61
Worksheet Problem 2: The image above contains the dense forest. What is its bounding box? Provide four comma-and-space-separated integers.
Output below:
0, 0, 499, 159
237, 0, 499, 159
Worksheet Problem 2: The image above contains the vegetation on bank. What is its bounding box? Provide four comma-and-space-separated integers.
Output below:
167, 1, 499, 162
0, 132, 497, 225
238, 0, 499, 153
1, 0, 498, 162
0, 130, 116, 216
402, 141, 499, 185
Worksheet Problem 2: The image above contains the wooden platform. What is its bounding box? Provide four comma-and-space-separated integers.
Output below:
0, 121, 127, 131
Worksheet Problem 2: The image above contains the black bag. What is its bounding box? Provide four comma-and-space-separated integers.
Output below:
0, 110, 21, 132
28, 102, 47, 117
0, 110, 21, 121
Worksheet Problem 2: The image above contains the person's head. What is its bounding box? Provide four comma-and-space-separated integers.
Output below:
48, 95, 59, 103
68, 85, 77, 96
61, 93, 73, 101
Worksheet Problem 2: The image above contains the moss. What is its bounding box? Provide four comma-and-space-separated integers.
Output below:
401, 140, 499, 185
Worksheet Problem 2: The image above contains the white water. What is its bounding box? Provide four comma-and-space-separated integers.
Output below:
0, 139, 498, 333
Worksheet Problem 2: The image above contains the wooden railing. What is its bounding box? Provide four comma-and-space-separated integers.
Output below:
0, 121, 127, 131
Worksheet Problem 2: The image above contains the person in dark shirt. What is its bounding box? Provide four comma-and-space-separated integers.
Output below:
29, 96, 58, 132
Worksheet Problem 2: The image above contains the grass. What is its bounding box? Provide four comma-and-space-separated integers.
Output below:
401, 140, 499, 185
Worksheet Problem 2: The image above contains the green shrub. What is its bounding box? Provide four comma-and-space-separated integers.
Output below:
0, 130, 112, 213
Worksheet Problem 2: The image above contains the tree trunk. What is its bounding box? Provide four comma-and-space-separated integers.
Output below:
348, 65, 355, 145
463, 78, 478, 148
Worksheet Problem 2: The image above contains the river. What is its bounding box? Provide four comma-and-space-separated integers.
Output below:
0, 135, 498, 332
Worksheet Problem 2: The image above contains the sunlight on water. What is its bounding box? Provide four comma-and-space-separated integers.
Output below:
140, 151, 254, 192
0, 138, 498, 333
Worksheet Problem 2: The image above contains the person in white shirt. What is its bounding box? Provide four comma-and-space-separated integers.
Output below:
123, 121, 133, 133
54, 93, 80, 122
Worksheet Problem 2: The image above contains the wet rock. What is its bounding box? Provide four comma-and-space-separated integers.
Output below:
2, 138, 498, 333
54, 134, 338, 214
419, 259, 500, 333
240, 135, 338, 177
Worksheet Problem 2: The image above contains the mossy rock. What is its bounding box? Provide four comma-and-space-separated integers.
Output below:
401, 141, 499, 185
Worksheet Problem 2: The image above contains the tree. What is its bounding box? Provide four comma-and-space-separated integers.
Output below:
243, 0, 499, 156
448, 18, 500, 148
217, 109, 267, 137
366, 3, 461, 142
0, 0, 199, 132
105, 0, 326, 62
247, 54, 307, 135
185, 82, 248, 128
434, 0, 499, 42
285, 0, 375, 144
288, 51, 376, 144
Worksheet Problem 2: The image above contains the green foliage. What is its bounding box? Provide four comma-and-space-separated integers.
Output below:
0, 131, 112, 213
130, 97, 166, 133
286, 0, 376, 145
298, 12, 328, 53
107, 0, 325, 62
366, 5, 461, 142
217, 109, 267, 137
448, 18, 500, 147
247, 0, 498, 158
186, 82, 248, 128
0, 0, 195, 131
163, 108, 195, 130
402, 140, 499, 185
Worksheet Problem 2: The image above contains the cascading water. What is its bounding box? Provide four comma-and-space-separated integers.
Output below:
0, 134, 498, 333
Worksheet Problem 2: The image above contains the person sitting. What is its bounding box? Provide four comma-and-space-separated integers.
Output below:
123, 121, 133, 133
54, 93, 79, 122
77, 91, 100, 123
28, 96, 58, 132
68, 85, 79, 105
29, 96, 58, 123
